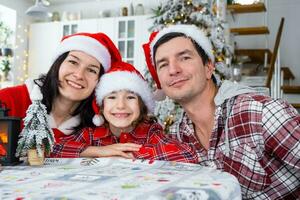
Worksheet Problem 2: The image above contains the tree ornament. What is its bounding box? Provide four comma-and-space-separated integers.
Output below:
16, 85, 55, 159
194, 5, 204, 12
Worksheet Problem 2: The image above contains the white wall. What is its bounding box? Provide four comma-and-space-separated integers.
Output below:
0, 0, 33, 84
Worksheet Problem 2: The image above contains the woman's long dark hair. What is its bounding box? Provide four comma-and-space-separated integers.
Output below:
34, 52, 104, 133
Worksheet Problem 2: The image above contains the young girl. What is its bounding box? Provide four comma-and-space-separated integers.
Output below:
0, 32, 122, 157
52, 61, 198, 163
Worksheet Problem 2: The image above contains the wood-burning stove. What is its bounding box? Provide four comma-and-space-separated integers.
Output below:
0, 101, 21, 165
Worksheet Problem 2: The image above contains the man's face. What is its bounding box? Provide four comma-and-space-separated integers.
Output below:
154, 37, 214, 103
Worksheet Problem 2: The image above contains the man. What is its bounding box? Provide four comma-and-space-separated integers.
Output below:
143, 24, 300, 199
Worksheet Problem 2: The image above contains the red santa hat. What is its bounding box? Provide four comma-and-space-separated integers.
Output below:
92, 61, 155, 126
143, 25, 214, 99
53, 32, 121, 72
92, 97, 104, 126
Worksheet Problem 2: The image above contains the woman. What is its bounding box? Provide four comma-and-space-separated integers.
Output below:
0, 32, 121, 148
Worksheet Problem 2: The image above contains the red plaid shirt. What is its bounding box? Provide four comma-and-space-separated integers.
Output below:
169, 93, 300, 199
51, 121, 198, 164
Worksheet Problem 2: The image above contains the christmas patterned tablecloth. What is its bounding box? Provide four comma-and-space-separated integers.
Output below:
0, 158, 241, 200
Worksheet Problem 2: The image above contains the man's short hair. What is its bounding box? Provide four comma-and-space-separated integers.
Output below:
153, 32, 210, 66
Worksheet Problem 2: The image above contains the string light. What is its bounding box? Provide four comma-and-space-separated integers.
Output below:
15, 24, 29, 83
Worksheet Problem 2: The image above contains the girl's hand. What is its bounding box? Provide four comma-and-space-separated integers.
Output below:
80, 143, 141, 159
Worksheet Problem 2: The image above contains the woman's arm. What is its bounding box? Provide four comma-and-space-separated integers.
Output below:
50, 128, 92, 158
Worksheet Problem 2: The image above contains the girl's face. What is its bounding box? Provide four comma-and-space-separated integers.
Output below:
58, 50, 101, 103
103, 90, 140, 132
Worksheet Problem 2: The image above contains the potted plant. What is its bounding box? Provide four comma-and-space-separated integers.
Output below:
0, 21, 13, 50
0, 21, 13, 82
0, 57, 11, 81
15, 85, 55, 165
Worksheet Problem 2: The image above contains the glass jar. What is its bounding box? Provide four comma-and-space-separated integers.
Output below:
135, 4, 144, 15
121, 7, 128, 16
231, 63, 242, 82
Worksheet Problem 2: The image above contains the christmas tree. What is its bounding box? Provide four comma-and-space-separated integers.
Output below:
16, 85, 55, 158
145, 0, 232, 132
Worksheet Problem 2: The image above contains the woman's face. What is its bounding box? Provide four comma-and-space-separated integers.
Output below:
58, 50, 101, 103
103, 90, 140, 131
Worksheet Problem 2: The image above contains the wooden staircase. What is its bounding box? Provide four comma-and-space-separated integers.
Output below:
230, 26, 269, 35
281, 67, 295, 81
281, 85, 300, 109
228, 3, 269, 36
235, 49, 272, 64
228, 4, 300, 110
291, 104, 300, 109
281, 85, 300, 94
227, 3, 266, 13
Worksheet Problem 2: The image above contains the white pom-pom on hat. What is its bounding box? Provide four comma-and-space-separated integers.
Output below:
92, 114, 104, 126
92, 98, 105, 126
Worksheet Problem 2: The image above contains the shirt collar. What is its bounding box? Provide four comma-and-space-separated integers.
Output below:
48, 113, 80, 135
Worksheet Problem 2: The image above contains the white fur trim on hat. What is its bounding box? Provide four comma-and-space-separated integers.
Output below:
93, 114, 104, 126
95, 71, 155, 113
25, 79, 43, 101
153, 89, 166, 101
150, 24, 215, 65
53, 35, 111, 72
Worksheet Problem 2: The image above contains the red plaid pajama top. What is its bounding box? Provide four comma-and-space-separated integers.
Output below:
168, 93, 300, 199
51, 120, 198, 164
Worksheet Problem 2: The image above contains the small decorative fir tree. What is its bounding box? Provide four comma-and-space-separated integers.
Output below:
146, 0, 233, 132
16, 85, 55, 158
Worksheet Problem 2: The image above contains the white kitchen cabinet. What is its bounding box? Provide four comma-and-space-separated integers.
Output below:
28, 22, 62, 79
133, 15, 153, 74
28, 19, 100, 79
114, 15, 153, 74
28, 16, 153, 78
62, 19, 99, 36
98, 18, 116, 42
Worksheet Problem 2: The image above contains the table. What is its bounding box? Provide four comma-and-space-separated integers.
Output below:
0, 158, 241, 200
